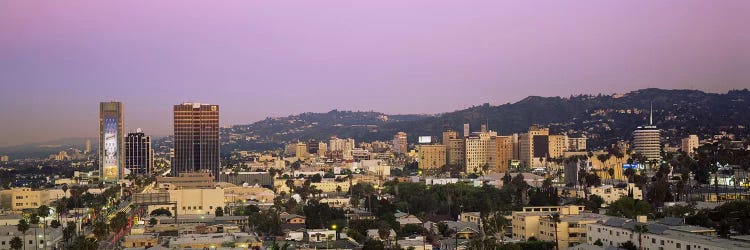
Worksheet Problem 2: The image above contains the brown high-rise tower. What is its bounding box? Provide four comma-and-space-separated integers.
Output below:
173, 103, 220, 179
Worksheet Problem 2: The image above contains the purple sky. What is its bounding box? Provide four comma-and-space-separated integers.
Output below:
1, 1, 749, 146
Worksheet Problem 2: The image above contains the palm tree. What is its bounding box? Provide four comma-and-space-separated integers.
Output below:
633, 223, 649, 250
17, 219, 29, 250
37, 205, 50, 249
9, 236, 23, 250
550, 213, 561, 250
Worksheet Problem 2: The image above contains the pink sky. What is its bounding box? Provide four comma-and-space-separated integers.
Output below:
0, 1, 748, 146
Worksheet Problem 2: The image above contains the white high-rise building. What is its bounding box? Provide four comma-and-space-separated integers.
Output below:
633, 105, 661, 163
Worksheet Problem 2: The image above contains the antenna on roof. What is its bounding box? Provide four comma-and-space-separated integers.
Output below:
649, 101, 653, 126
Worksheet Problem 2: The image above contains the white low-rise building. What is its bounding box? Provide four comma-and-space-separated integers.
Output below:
587, 217, 750, 250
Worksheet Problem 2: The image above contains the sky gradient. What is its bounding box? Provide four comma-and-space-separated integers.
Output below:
1, 1, 749, 146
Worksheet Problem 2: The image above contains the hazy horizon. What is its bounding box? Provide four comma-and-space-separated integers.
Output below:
1, 1, 749, 146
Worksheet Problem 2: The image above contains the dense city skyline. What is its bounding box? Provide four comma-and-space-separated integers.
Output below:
1, 1, 749, 146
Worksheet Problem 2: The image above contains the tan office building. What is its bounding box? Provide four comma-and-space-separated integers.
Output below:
418, 144, 447, 169
447, 138, 466, 166
465, 131, 496, 174
518, 126, 549, 167
489, 136, 512, 173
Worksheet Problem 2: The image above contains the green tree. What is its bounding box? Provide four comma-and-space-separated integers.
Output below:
362, 239, 385, 250
619, 241, 638, 250
110, 212, 129, 233
585, 195, 605, 213
310, 173, 323, 183
400, 224, 426, 237
215, 207, 224, 217
606, 197, 650, 218
149, 208, 172, 217
93, 221, 109, 241
50, 220, 61, 229
28, 215, 39, 225
68, 236, 98, 250
593, 239, 603, 246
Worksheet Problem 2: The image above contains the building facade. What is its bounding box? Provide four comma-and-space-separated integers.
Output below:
173, 103, 220, 179
518, 126, 550, 167
633, 125, 661, 163
99, 101, 124, 182
125, 129, 153, 176
393, 132, 408, 154
489, 136, 512, 173
418, 144, 447, 169
447, 138, 466, 166
681, 135, 699, 156
511, 205, 585, 241
465, 131, 496, 174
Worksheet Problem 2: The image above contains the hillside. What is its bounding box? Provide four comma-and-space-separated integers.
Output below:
221, 88, 750, 151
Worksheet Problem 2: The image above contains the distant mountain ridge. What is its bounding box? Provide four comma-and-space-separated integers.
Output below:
221, 88, 750, 151
5, 88, 749, 157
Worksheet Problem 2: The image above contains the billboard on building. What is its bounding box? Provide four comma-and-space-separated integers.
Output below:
622, 163, 643, 170
418, 136, 432, 144
102, 117, 119, 181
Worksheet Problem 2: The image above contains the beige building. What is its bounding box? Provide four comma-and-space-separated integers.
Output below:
588, 151, 630, 181
8, 188, 40, 210
518, 126, 550, 167
148, 188, 225, 215
442, 130, 458, 146
489, 136, 512, 173
168, 233, 261, 249
465, 131, 497, 174
583, 183, 643, 204
0, 188, 66, 211
122, 234, 158, 249
318, 141, 327, 157
223, 186, 275, 203
447, 138, 466, 166
567, 137, 587, 151
1, 155, 9, 162
418, 144, 447, 169
157, 172, 215, 190
548, 135, 567, 159
511, 205, 585, 241
681, 134, 699, 156
312, 181, 351, 193
295, 142, 308, 160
